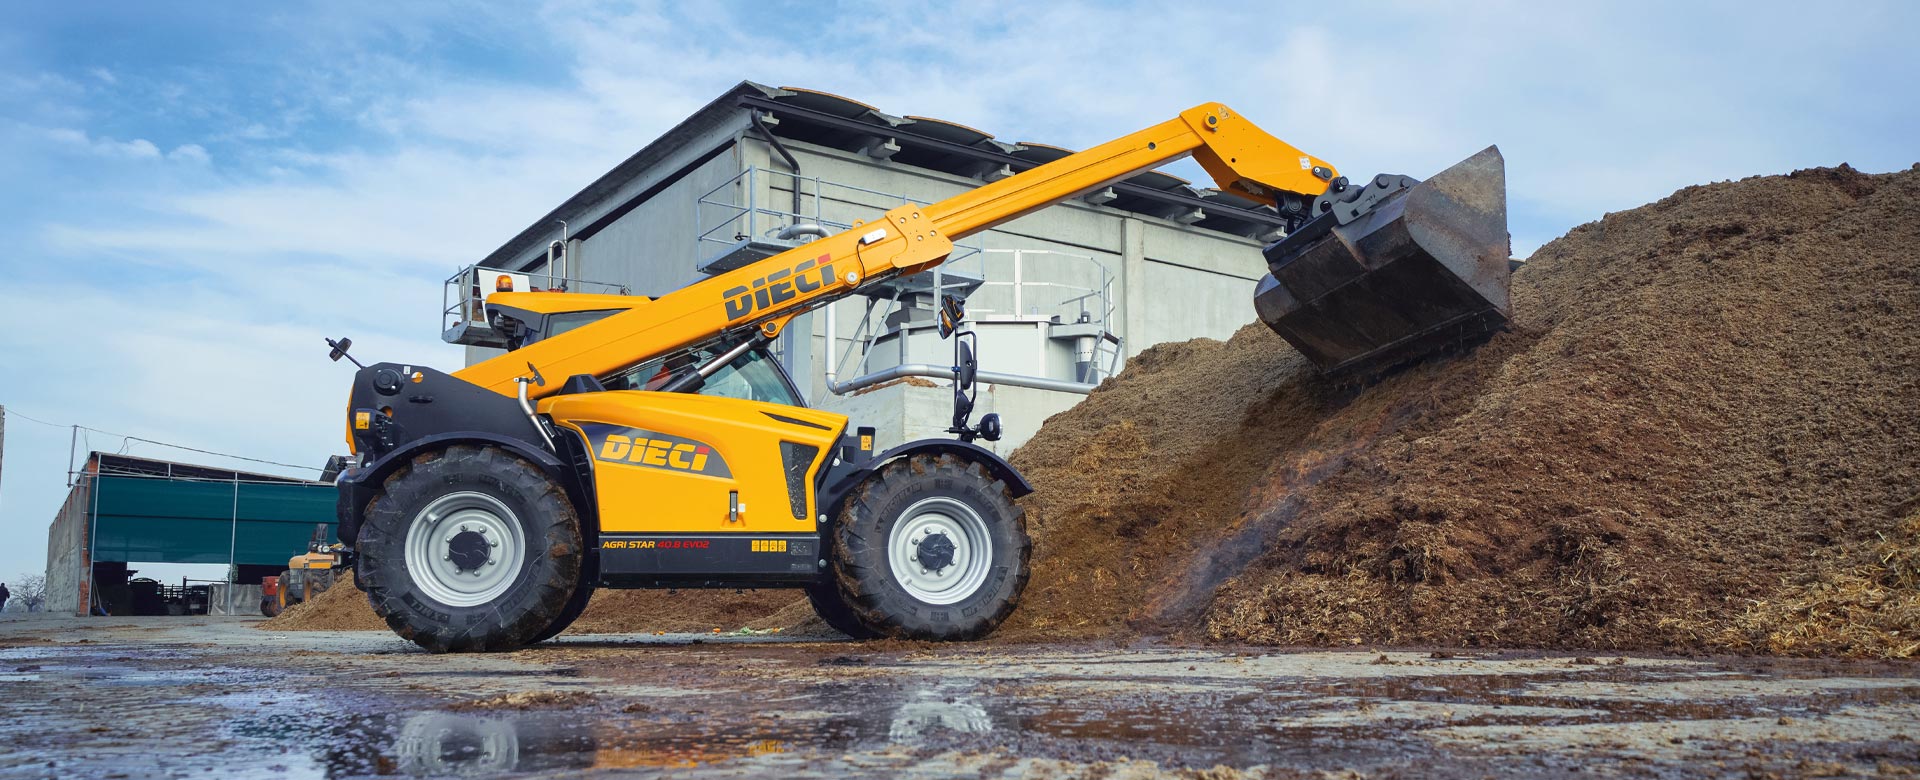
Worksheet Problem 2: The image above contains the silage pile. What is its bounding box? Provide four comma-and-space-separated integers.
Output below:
260, 572, 388, 632
1004, 164, 1920, 656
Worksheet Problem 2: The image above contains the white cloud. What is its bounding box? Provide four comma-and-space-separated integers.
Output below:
45, 127, 169, 160
167, 143, 210, 164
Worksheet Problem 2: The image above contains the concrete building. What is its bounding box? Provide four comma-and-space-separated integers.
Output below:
448, 83, 1288, 452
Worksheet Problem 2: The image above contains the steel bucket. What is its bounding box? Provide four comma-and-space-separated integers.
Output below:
1254, 146, 1512, 376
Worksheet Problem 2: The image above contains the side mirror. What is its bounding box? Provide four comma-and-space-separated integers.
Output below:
325, 336, 366, 369
955, 341, 976, 391
938, 294, 965, 338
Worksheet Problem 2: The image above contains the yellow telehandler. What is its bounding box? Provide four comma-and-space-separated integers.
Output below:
260, 524, 345, 617
328, 102, 1512, 651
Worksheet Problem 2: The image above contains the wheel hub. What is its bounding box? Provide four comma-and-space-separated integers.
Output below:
446, 529, 491, 572
915, 533, 957, 572
886, 497, 994, 606
403, 491, 525, 608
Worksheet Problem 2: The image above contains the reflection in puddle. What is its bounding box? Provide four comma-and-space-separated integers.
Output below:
229, 666, 1920, 778
390, 713, 594, 776
888, 685, 996, 742
290, 684, 1003, 777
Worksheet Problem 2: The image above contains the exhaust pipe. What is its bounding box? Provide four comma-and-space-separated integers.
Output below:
1254, 146, 1513, 377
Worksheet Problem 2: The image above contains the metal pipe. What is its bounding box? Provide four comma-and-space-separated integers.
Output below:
516, 380, 556, 452
748, 110, 803, 217
227, 477, 238, 591
554, 220, 569, 285
698, 337, 760, 378
775, 223, 831, 241
826, 363, 1097, 396
823, 297, 839, 390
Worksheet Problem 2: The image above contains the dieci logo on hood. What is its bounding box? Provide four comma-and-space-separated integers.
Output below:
579, 423, 732, 479
723, 254, 835, 322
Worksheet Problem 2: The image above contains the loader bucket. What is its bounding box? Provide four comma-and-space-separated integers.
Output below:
1253, 146, 1512, 376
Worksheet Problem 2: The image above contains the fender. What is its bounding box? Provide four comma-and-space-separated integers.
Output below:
817, 438, 1033, 522
334, 430, 596, 548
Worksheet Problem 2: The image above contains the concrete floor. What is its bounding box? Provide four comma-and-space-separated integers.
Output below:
0, 616, 1915, 779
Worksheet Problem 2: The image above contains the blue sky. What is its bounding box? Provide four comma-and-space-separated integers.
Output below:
1, 1, 1915, 588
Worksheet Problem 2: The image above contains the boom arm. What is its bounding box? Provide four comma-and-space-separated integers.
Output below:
456, 103, 1339, 398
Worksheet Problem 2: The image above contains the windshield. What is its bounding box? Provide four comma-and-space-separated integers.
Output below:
502, 309, 620, 350
606, 346, 802, 407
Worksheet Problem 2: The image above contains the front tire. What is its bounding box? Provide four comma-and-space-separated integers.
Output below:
356, 445, 582, 653
528, 575, 595, 644
804, 581, 879, 639
823, 454, 1029, 640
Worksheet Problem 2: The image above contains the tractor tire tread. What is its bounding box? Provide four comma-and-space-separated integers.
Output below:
823, 453, 1029, 641
356, 444, 581, 653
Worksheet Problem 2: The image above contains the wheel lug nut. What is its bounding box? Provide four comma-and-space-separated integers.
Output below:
490, 541, 499, 548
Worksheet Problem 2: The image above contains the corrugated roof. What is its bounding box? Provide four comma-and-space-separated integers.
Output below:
90, 452, 323, 486
483, 81, 1284, 270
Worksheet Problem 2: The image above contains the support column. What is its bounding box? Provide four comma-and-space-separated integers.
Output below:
1121, 217, 1148, 358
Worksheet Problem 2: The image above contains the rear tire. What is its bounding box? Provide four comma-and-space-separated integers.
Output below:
824, 454, 1029, 640
355, 445, 582, 653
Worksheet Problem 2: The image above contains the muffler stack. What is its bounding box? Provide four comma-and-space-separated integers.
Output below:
1254, 146, 1513, 376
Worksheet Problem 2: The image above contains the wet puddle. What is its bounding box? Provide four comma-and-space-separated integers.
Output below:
5, 630, 1918, 779
200, 664, 1920, 778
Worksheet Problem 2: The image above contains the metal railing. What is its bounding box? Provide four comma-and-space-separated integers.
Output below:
822, 250, 1124, 397
440, 264, 631, 345
695, 165, 982, 270
973, 249, 1117, 325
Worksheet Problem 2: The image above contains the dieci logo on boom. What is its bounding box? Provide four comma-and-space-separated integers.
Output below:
723, 254, 834, 322
578, 423, 733, 479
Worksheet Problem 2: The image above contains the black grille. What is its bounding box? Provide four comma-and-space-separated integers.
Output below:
778, 442, 818, 520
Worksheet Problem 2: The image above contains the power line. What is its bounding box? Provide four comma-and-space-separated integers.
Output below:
0, 406, 323, 474
122, 437, 322, 473
0, 407, 67, 428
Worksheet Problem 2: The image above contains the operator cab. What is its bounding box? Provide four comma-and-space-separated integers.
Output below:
485, 292, 648, 351
490, 292, 806, 407
606, 342, 804, 407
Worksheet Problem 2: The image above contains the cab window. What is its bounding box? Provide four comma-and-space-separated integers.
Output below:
607, 346, 802, 407
501, 309, 619, 350
543, 310, 620, 340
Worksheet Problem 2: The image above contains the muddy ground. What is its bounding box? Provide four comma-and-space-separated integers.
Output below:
3, 616, 1916, 779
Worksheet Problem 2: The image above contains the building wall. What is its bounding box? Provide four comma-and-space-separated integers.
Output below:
571, 145, 747, 296
739, 138, 1268, 373
45, 470, 92, 616
478, 123, 1272, 455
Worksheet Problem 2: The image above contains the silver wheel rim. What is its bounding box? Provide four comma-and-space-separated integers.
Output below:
887, 497, 993, 605
404, 491, 527, 608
